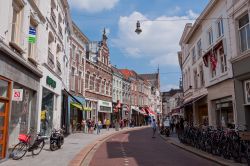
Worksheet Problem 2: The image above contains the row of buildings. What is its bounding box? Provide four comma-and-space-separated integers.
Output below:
0, 0, 161, 160
178, 0, 250, 130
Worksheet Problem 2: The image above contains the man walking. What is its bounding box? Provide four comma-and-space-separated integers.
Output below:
151, 119, 157, 138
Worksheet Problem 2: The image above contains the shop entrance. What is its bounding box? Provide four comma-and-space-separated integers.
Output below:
41, 88, 54, 136
0, 77, 11, 159
198, 105, 208, 126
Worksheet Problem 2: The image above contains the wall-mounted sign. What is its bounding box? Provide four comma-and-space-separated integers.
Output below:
28, 27, 36, 43
46, 76, 56, 88
12, 89, 23, 101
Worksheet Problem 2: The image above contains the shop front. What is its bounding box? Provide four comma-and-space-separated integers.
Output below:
131, 106, 141, 126
193, 95, 208, 126
68, 96, 86, 133
39, 70, 62, 137
207, 79, 235, 127
214, 97, 234, 128
233, 54, 250, 130
85, 98, 97, 122
98, 100, 112, 125
0, 47, 42, 159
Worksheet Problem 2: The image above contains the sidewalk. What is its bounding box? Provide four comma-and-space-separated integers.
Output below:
159, 132, 247, 166
0, 127, 138, 166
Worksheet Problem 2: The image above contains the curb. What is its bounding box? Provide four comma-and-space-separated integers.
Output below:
69, 126, 149, 166
159, 134, 246, 166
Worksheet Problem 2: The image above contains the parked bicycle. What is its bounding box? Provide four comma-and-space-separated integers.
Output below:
50, 128, 64, 151
11, 128, 48, 160
178, 124, 250, 164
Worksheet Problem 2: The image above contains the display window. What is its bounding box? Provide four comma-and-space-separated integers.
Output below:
245, 80, 250, 104
9, 84, 35, 148
41, 88, 54, 136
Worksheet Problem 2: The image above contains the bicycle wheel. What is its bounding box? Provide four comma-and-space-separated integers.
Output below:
32, 140, 45, 155
11, 142, 28, 160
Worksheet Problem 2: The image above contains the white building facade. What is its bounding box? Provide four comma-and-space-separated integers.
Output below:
179, 0, 236, 127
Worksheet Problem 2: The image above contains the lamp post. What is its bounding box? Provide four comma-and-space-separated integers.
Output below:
135, 20, 142, 35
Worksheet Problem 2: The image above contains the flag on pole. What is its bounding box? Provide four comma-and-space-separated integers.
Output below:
210, 50, 217, 70
28, 27, 36, 43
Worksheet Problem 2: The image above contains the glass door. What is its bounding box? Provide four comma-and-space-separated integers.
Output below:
0, 77, 11, 159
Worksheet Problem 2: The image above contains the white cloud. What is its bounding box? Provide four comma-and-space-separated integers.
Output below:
161, 84, 179, 92
69, 0, 119, 13
112, 11, 197, 66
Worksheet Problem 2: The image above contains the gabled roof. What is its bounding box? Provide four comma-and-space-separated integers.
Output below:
119, 69, 136, 79
139, 73, 159, 88
111, 66, 123, 78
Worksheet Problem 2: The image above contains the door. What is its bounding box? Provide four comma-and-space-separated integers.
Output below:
0, 77, 11, 159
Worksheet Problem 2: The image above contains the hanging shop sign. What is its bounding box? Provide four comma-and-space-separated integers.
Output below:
12, 89, 23, 101
46, 76, 56, 88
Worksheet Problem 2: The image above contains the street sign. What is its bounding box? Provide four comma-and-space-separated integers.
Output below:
12, 89, 23, 101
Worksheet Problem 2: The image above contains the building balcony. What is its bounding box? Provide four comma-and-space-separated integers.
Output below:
47, 49, 55, 69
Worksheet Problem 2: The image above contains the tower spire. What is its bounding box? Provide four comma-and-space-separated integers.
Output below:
102, 28, 108, 41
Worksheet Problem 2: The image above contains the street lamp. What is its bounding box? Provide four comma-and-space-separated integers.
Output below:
135, 20, 142, 35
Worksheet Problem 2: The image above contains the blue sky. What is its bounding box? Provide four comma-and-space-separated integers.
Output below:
69, 0, 209, 91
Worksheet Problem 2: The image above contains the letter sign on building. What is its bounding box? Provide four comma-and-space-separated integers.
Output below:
46, 76, 56, 88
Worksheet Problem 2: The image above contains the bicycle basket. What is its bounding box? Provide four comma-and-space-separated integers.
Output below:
18, 134, 29, 142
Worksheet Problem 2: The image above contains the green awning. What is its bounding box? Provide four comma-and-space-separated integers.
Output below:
71, 102, 83, 110
70, 102, 92, 111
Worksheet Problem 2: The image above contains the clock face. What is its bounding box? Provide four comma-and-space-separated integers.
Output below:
245, 80, 250, 104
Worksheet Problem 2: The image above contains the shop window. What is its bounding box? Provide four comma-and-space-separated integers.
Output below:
0, 80, 8, 98
101, 80, 105, 94
28, 18, 38, 60
192, 47, 196, 63
219, 47, 227, 73
11, 0, 24, 45
238, 13, 250, 52
106, 81, 109, 95
85, 71, 90, 89
193, 70, 198, 89
245, 80, 250, 104
78, 71, 82, 93
71, 68, 75, 91
89, 75, 94, 91
197, 39, 202, 58
217, 18, 224, 38
95, 77, 100, 92
40, 88, 54, 136
199, 65, 205, 87
207, 28, 213, 46
9, 86, 34, 147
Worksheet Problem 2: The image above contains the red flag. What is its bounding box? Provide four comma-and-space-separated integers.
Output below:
210, 51, 217, 70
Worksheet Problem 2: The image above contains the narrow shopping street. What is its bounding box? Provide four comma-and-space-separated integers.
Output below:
88, 128, 217, 166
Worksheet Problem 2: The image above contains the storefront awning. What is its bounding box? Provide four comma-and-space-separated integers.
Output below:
70, 102, 92, 111
180, 94, 207, 108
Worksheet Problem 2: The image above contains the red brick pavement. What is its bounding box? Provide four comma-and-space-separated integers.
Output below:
89, 128, 219, 166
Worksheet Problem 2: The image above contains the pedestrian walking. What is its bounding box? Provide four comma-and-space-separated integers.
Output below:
81, 119, 86, 133
151, 119, 157, 138
96, 120, 102, 134
106, 118, 110, 131
87, 119, 91, 134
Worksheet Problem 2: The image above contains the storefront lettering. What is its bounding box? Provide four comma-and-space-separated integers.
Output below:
46, 76, 56, 88
102, 101, 109, 106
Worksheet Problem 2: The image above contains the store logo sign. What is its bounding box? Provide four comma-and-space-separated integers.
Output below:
102, 101, 109, 106
12, 89, 23, 101
46, 76, 56, 88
